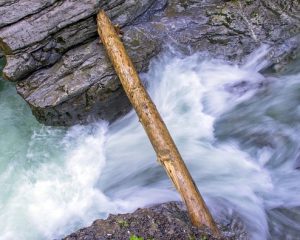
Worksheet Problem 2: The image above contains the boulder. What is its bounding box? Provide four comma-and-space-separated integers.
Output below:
63, 201, 248, 240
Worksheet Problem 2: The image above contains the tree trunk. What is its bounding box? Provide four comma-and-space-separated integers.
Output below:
97, 10, 220, 237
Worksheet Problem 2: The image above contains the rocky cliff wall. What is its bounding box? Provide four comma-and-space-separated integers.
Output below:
0, 0, 299, 125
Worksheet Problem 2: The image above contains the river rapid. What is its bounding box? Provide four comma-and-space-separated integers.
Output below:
0, 48, 299, 240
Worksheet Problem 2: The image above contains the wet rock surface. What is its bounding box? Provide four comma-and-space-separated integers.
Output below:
0, 0, 299, 125
63, 202, 248, 240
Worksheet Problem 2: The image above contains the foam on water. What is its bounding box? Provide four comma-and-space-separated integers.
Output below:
0, 48, 300, 239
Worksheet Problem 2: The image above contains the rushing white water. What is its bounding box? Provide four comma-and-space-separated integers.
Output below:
0, 49, 300, 240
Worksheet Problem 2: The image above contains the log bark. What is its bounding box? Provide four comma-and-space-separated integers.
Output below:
97, 10, 220, 237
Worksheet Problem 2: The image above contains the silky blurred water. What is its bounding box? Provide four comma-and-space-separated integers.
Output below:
0, 49, 299, 240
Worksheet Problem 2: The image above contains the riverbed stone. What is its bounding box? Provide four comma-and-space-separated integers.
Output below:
0, 0, 299, 125
63, 202, 248, 240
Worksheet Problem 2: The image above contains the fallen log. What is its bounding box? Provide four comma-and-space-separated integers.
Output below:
97, 10, 220, 237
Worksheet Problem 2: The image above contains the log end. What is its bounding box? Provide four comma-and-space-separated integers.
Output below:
97, 10, 120, 42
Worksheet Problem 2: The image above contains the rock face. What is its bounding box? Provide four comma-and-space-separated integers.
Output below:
0, 0, 299, 125
63, 202, 248, 240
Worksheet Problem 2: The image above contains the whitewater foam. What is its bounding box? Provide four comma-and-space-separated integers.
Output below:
0, 47, 300, 239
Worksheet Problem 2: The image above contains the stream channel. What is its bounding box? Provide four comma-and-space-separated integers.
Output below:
0, 47, 300, 240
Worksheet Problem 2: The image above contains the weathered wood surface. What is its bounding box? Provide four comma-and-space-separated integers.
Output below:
97, 10, 220, 236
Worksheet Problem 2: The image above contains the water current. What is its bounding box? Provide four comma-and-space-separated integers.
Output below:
0, 48, 299, 240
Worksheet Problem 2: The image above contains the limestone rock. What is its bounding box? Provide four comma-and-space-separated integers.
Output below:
0, 0, 299, 126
